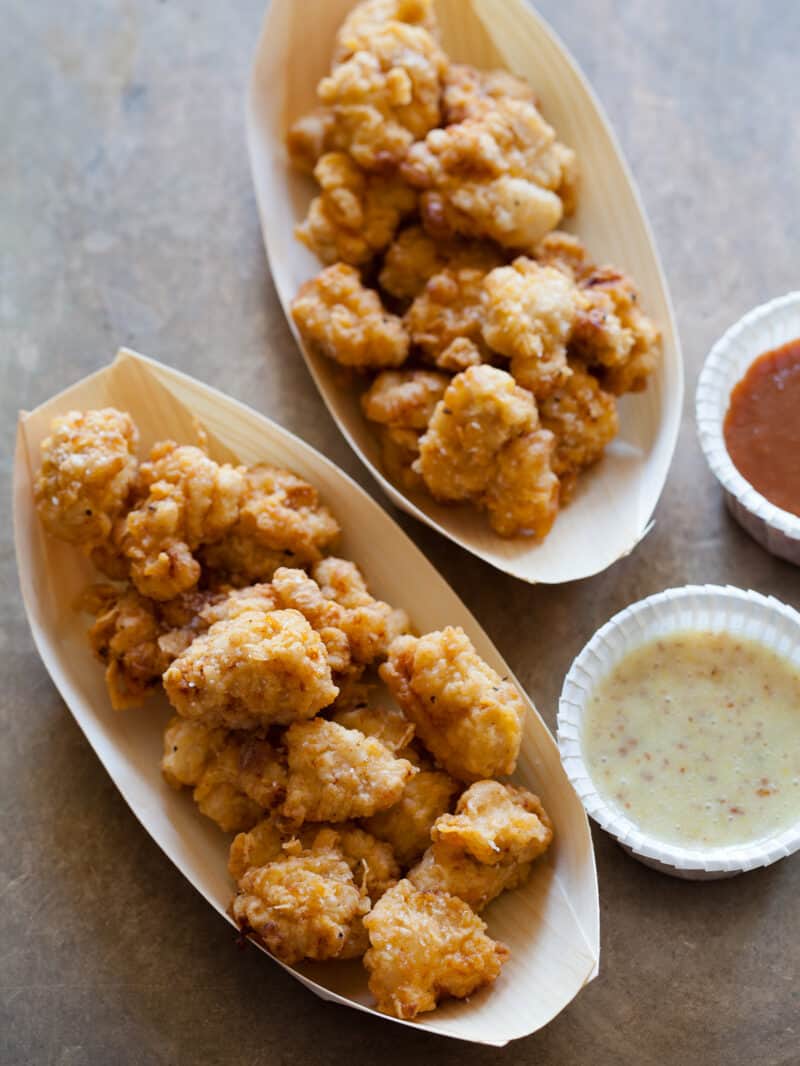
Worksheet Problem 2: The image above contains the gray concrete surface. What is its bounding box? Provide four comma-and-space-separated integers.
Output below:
2, 1, 799, 1063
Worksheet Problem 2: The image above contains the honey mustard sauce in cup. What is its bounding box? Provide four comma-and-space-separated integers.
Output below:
697, 292, 800, 563
557, 585, 800, 879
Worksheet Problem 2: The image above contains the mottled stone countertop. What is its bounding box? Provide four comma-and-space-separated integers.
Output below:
3, 1, 799, 1063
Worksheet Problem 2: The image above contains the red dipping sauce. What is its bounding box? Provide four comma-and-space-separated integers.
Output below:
724, 338, 800, 517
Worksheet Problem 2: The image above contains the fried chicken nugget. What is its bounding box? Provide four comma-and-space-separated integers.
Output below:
330, 701, 415, 754
200, 464, 340, 585
404, 267, 491, 370
296, 152, 416, 266
273, 560, 410, 666
333, 0, 438, 62
228, 813, 284, 881
363, 879, 509, 1018
409, 782, 553, 911
292, 263, 409, 370
380, 628, 525, 781
121, 441, 243, 601
34, 408, 139, 551
432, 781, 553, 866
402, 98, 575, 249
482, 258, 578, 397
364, 767, 460, 866
161, 715, 228, 790
318, 21, 446, 173
539, 362, 619, 500
163, 607, 337, 730
287, 107, 343, 174
231, 831, 370, 964
415, 365, 537, 502
442, 63, 538, 124
378, 224, 504, 302
361, 369, 449, 430
573, 267, 661, 394
192, 742, 266, 834
482, 429, 560, 538
283, 718, 416, 825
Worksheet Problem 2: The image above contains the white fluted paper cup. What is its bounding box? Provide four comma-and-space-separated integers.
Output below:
696, 292, 800, 564
557, 584, 800, 880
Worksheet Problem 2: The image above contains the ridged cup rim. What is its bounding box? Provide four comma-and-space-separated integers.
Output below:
557, 584, 800, 875
696, 292, 800, 545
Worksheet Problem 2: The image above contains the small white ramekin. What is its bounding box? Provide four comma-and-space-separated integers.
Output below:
557, 584, 800, 880
696, 292, 800, 565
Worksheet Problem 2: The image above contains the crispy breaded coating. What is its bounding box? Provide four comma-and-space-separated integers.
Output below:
442, 63, 538, 124
292, 263, 409, 370
572, 268, 661, 394
333, 0, 438, 62
200, 464, 339, 585
318, 22, 446, 173
273, 560, 410, 666
283, 719, 416, 825
330, 701, 415, 754
378, 225, 503, 302
409, 843, 528, 911
374, 425, 424, 493
415, 365, 537, 501
296, 152, 416, 266
322, 824, 400, 902
432, 781, 553, 866
483, 429, 559, 538
361, 369, 449, 430
534, 229, 593, 281
482, 258, 577, 396
364, 767, 460, 866
163, 608, 337, 730
162, 719, 286, 833
404, 267, 491, 369
286, 107, 343, 174
231, 832, 370, 964
228, 813, 284, 881
122, 441, 243, 601
402, 98, 575, 248
539, 363, 619, 499
363, 879, 509, 1018
380, 628, 525, 781
34, 408, 139, 551
81, 584, 169, 710
161, 715, 228, 790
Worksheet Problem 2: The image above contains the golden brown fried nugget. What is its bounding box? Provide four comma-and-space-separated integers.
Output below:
483, 429, 560, 538
274, 560, 410, 666
333, 0, 438, 62
286, 107, 343, 174
318, 22, 446, 173
283, 718, 416, 825
572, 268, 661, 394
34, 408, 139, 551
161, 715, 228, 790
361, 369, 449, 430
319, 824, 400, 902
378, 225, 504, 303
380, 628, 525, 781
415, 365, 537, 502
402, 98, 575, 249
330, 701, 415, 754
374, 425, 424, 493
408, 844, 528, 912
122, 441, 243, 601
292, 263, 409, 370
442, 63, 538, 124
231, 832, 370, 964
228, 813, 284, 881
296, 152, 416, 266
363, 879, 509, 1018
483, 258, 578, 397
364, 767, 460, 866
163, 608, 337, 730
539, 363, 619, 499
404, 267, 491, 370
432, 781, 553, 866
200, 464, 339, 585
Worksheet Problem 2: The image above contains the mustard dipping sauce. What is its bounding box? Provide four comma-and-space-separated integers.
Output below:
583, 630, 800, 849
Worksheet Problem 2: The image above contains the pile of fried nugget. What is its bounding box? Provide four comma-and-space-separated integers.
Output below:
34, 405, 554, 1019
287, 0, 661, 538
